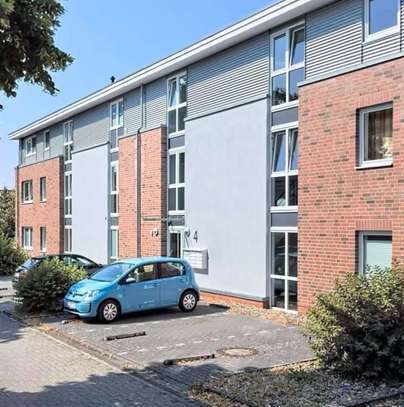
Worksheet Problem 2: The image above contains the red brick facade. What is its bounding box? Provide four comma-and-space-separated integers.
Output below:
298, 57, 404, 313
16, 157, 64, 256
118, 127, 167, 258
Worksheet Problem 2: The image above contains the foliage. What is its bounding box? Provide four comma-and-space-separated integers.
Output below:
303, 267, 404, 381
0, 187, 15, 238
16, 258, 86, 313
0, 232, 26, 275
0, 0, 73, 104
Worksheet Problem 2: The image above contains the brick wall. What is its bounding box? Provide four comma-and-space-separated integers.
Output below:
118, 127, 167, 258
16, 157, 64, 256
298, 57, 404, 313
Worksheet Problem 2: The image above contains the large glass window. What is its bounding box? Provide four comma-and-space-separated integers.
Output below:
22, 227, 33, 249
169, 230, 182, 258
110, 228, 118, 260
110, 162, 119, 216
40, 227, 46, 253
271, 25, 305, 107
359, 104, 393, 167
271, 231, 298, 311
64, 173, 72, 217
63, 121, 73, 163
22, 180, 33, 203
64, 227, 72, 253
359, 232, 392, 274
40, 177, 47, 202
271, 129, 298, 208
168, 150, 185, 213
167, 73, 187, 137
110, 100, 123, 151
366, 0, 399, 39
25, 136, 36, 156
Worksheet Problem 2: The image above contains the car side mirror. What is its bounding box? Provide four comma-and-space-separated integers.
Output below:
126, 276, 137, 284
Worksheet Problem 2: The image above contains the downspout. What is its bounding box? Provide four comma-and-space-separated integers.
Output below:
136, 85, 144, 257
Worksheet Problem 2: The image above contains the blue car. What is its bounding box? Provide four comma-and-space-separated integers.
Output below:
64, 257, 199, 322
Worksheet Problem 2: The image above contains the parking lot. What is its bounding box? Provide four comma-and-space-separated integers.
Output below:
41, 302, 312, 387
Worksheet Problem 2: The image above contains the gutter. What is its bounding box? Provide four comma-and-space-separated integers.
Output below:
136, 85, 144, 257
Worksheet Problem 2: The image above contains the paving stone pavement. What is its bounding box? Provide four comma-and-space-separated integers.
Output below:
0, 312, 198, 407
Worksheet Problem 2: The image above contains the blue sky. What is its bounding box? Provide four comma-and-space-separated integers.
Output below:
0, 0, 275, 188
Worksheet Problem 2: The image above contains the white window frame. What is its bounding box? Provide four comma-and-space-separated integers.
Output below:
168, 147, 185, 215
64, 226, 72, 253
110, 161, 119, 217
271, 123, 299, 212
39, 177, 47, 202
359, 103, 393, 169
25, 136, 36, 157
63, 120, 73, 163
44, 130, 50, 151
167, 72, 187, 139
270, 227, 298, 313
64, 172, 72, 218
110, 99, 123, 152
22, 180, 33, 203
110, 226, 119, 261
168, 226, 184, 258
358, 231, 392, 274
364, 0, 400, 42
22, 227, 33, 250
40, 226, 47, 253
270, 22, 305, 112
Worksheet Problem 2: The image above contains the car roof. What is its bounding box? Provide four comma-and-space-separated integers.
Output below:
117, 256, 187, 266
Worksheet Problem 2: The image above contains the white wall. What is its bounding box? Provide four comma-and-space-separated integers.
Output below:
185, 99, 268, 300
72, 144, 109, 264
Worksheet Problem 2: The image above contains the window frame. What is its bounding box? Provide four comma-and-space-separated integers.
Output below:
110, 99, 124, 152
168, 147, 185, 215
40, 226, 47, 253
63, 121, 73, 163
270, 227, 298, 313
364, 0, 400, 42
167, 72, 187, 139
44, 130, 50, 151
358, 231, 392, 274
64, 226, 72, 253
271, 124, 299, 212
39, 177, 47, 202
22, 227, 33, 250
22, 180, 33, 203
25, 136, 36, 157
110, 161, 119, 217
110, 226, 119, 261
270, 22, 305, 111
168, 227, 184, 258
359, 103, 393, 169
64, 172, 72, 218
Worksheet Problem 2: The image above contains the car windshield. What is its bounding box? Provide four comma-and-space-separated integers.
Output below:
90, 263, 133, 282
20, 258, 40, 270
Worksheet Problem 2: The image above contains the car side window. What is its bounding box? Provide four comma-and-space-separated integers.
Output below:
74, 256, 93, 267
124, 264, 157, 284
159, 262, 185, 279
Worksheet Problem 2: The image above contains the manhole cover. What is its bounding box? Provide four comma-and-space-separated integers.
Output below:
218, 347, 258, 358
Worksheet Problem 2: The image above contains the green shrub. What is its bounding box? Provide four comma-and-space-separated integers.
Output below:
0, 233, 27, 276
303, 267, 404, 381
16, 258, 87, 313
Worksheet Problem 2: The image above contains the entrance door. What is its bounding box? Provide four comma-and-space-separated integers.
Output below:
168, 229, 183, 258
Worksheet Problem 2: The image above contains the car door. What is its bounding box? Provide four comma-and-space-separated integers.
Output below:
119, 263, 160, 313
158, 261, 187, 306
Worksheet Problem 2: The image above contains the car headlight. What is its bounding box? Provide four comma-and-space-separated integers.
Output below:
82, 290, 100, 301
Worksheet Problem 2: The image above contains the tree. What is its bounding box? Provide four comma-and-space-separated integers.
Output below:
0, 187, 15, 238
0, 0, 73, 104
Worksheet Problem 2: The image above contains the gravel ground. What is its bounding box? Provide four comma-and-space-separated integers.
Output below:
189, 361, 404, 407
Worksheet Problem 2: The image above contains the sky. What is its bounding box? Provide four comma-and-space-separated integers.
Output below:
0, 0, 275, 188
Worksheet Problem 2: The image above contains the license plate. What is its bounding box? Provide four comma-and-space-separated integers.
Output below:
66, 301, 75, 310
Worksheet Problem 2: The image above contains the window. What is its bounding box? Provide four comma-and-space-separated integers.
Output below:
167, 73, 187, 137
125, 264, 157, 283
64, 227, 72, 253
365, 0, 400, 40
271, 230, 298, 311
40, 227, 46, 252
271, 24, 305, 107
169, 230, 183, 258
63, 121, 73, 162
271, 128, 298, 209
40, 177, 47, 202
22, 180, 33, 203
359, 104, 393, 167
25, 137, 36, 156
159, 262, 184, 278
359, 232, 392, 274
22, 227, 33, 249
64, 173, 72, 216
168, 150, 185, 213
44, 130, 50, 150
110, 162, 119, 216
110, 100, 123, 151
110, 228, 118, 260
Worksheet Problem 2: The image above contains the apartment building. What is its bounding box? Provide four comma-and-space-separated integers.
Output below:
10, 0, 404, 313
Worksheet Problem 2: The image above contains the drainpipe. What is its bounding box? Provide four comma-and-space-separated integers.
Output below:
136, 85, 144, 257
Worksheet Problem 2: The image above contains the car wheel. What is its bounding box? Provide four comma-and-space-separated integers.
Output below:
98, 300, 120, 323
179, 290, 198, 312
